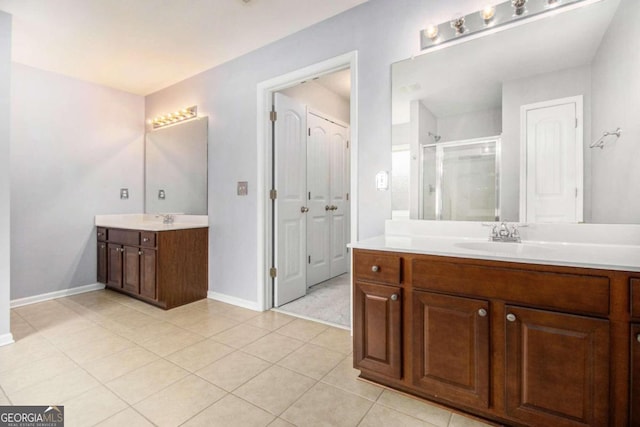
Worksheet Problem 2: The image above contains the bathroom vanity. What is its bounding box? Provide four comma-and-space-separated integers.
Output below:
351, 224, 640, 427
96, 215, 208, 309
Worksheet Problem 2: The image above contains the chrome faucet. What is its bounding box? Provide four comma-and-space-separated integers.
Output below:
489, 222, 522, 243
156, 214, 175, 224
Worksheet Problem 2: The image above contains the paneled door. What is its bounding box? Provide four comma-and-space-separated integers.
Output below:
273, 93, 308, 306
521, 96, 583, 223
306, 111, 349, 286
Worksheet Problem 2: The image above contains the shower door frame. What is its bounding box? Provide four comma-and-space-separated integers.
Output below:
419, 136, 501, 221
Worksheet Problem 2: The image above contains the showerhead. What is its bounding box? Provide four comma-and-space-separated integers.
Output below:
428, 132, 441, 143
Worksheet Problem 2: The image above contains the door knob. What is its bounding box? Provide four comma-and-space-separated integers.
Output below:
325, 205, 331, 211
300, 206, 309, 213
506, 313, 516, 322
331, 205, 338, 211
390, 294, 398, 301
478, 308, 487, 317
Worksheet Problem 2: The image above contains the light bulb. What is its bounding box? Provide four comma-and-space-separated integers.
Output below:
424, 24, 439, 41
481, 5, 496, 21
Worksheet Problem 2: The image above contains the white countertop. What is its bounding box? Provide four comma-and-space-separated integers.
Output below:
95, 214, 208, 231
350, 234, 640, 273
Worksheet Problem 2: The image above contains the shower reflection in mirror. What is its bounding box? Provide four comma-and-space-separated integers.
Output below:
420, 137, 500, 221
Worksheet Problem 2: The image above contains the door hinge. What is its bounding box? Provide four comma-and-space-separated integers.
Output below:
346, 140, 349, 149
346, 193, 349, 201
308, 128, 311, 136
269, 267, 277, 278
269, 189, 277, 200
270, 111, 277, 122
308, 192, 311, 200
575, 118, 578, 128
308, 255, 311, 264
575, 187, 578, 198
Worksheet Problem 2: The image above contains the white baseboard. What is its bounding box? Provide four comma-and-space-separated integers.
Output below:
10, 283, 106, 308
207, 291, 262, 312
0, 332, 15, 347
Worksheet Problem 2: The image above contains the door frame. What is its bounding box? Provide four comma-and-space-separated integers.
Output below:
519, 95, 583, 223
256, 51, 359, 312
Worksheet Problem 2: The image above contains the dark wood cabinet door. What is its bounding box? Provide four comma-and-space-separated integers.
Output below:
107, 244, 123, 288
412, 291, 490, 409
505, 306, 609, 427
122, 246, 140, 294
353, 281, 402, 379
632, 324, 640, 427
97, 242, 108, 284
140, 248, 157, 300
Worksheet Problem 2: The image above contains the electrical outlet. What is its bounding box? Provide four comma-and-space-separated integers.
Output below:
237, 181, 248, 196
120, 188, 129, 199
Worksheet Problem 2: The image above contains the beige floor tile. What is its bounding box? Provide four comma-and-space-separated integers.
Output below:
276, 318, 328, 341
0, 334, 61, 373
110, 310, 158, 329
182, 314, 240, 337
245, 311, 296, 331
0, 353, 78, 395
134, 375, 226, 427
166, 339, 235, 372
376, 390, 452, 427
359, 404, 439, 427
234, 365, 316, 416
0, 388, 10, 405
183, 393, 275, 427
211, 324, 270, 348
117, 321, 185, 344
13, 300, 69, 319
83, 346, 159, 382
242, 333, 304, 363
45, 324, 115, 350
34, 315, 96, 336
105, 359, 189, 404
277, 343, 344, 380
281, 382, 373, 427
268, 418, 296, 427
9, 367, 100, 405
310, 327, 353, 354
321, 357, 384, 401
138, 329, 205, 356
162, 307, 214, 327
9, 312, 37, 340
448, 413, 496, 427
95, 408, 155, 427
62, 385, 128, 427
196, 350, 271, 392
218, 305, 261, 322
64, 333, 134, 365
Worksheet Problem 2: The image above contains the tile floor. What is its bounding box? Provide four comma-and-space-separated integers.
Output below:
2, 290, 496, 427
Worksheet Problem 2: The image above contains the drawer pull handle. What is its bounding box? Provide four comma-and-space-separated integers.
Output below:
506, 313, 517, 322
371, 265, 379, 272
138, 251, 143, 255
637, 334, 640, 343
390, 294, 398, 301
143, 238, 150, 242
478, 308, 487, 317
101, 245, 105, 249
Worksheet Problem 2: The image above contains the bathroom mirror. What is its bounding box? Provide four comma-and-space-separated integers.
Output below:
145, 117, 208, 215
392, 0, 640, 224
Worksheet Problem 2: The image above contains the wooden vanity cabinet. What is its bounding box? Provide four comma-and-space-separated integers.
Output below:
353, 248, 631, 427
97, 226, 207, 309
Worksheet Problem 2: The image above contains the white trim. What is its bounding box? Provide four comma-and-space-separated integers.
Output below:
519, 95, 584, 223
271, 308, 349, 330
10, 283, 105, 308
0, 333, 14, 347
256, 51, 359, 311
207, 291, 262, 312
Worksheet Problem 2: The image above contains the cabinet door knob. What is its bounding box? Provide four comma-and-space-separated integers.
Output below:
637, 334, 640, 343
478, 308, 487, 317
390, 294, 398, 301
101, 245, 105, 249
371, 265, 379, 272
506, 313, 517, 322
138, 251, 143, 255
143, 238, 149, 242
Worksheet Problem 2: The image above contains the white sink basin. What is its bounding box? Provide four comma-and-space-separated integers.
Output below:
455, 241, 554, 257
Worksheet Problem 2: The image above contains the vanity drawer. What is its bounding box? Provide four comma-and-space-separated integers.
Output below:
140, 231, 156, 248
97, 227, 107, 242
412, 259, 610, 316
631, 279, 640, 319
107, 229, 140, 246
354, 250, 402, 285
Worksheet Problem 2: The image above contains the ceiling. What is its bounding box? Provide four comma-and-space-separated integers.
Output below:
0, 0, 368, 95
315, 68, 351, 100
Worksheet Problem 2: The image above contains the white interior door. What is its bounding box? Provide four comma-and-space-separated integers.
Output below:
328, 121, 349, 277
274, 93, 307, 306
306, 113, 331, 286
521, 97, 583, 223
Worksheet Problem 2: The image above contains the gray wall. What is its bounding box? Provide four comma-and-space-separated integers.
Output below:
501, 65, 592, 222
10, 64, 144, 300
145, 0, 487, 303
438, 108, 502, 143
591, 0, 640, 223
0, 11, 11, 341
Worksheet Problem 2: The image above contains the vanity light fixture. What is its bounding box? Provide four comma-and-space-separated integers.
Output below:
420, 0, 590, 51
151, 106, 198, 129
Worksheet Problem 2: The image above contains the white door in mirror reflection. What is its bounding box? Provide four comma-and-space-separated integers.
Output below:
521, 97, 583, 223
306, 112, 349, 287
274, 94, 307, 307
420, 138, 500, 221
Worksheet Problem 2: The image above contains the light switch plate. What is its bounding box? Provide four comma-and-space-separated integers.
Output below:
120, 188, 129, 199
237, 181, 248, 196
